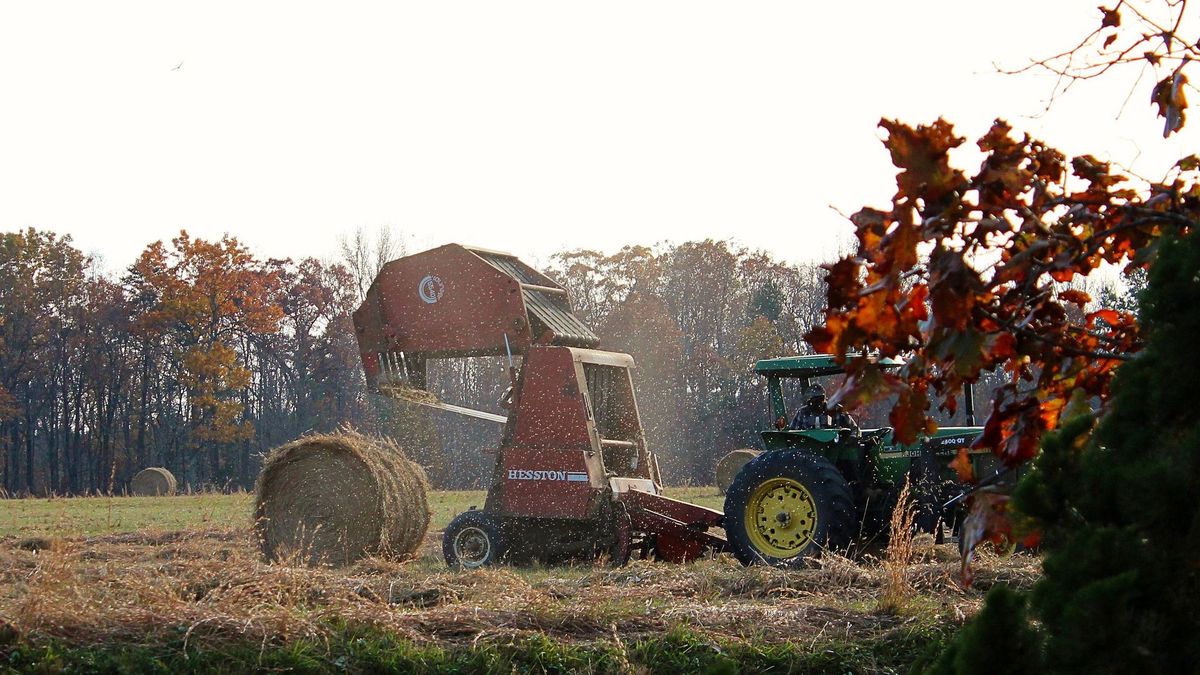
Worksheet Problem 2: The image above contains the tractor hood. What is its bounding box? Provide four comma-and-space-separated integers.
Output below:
924, 426, 984, 445
759, 425, 984, 460
880, 426, 985, 458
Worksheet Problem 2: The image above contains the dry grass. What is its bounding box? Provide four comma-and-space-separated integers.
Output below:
0, 489, 1040, 672
879, 478, 917, 613
0, 518, 1041, 657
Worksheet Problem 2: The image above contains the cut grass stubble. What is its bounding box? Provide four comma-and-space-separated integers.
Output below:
0, 488, 1038, 672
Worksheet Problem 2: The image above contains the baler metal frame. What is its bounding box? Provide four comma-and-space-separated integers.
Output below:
353, 244, 725, 566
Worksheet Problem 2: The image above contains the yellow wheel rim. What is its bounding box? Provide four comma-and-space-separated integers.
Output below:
744, 477, 818, 558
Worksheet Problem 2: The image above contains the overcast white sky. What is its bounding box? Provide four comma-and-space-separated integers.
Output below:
2, 1, 1197, 272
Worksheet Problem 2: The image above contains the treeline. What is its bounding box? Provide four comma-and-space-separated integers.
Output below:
0, 228, 1010, 496
0, 228, 377, 496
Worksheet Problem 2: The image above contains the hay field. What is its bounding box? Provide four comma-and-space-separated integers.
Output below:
0, 487, 722, 539
0, 488, 1037, 673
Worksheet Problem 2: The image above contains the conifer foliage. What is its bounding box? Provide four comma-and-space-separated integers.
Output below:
932, 229, 1200, 672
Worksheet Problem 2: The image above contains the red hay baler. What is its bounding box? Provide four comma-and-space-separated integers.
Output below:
352, 243, 726, 567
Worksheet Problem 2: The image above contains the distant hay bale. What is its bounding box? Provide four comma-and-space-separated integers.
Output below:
254, 431, 430, 567
130, 467, 177, 496
714, 449, 760, 494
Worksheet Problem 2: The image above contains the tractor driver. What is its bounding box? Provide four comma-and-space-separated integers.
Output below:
790, 382, 859, 433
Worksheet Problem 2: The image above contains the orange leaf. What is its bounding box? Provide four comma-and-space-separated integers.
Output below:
1050, 268, 1076, 283
949, 447, 975, 483
879, 118, 966, 208
1059, 289, 1091, 306
889, 383, 930, 445
989, 332, 1017, 360
1088, 308, 1120, 327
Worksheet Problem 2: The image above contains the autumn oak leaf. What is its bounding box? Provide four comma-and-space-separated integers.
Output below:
1152, 68, 1189, 138
949, 447, 975, 483
823, 258, 863, 310
889, 383, 932, 446
1059, 289, 1092, 306
879, 118, 966, 212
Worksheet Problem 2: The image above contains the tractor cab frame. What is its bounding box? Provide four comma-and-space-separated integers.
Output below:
754, 354, 986, 484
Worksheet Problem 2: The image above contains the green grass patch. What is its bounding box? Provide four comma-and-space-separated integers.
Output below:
0, 486, 727, 539
0, 493, 250, 538
0, 621, 953, 674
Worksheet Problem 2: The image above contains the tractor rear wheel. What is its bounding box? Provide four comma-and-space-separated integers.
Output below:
723, 449, 856, 567
443, 510, 506, 569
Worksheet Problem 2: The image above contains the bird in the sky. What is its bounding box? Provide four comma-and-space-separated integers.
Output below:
171, 61, 183, 71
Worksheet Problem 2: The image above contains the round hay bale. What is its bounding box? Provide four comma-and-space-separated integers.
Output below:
714, 449, 760, 494
130, 467, 177, 496
254, 430, 430, 567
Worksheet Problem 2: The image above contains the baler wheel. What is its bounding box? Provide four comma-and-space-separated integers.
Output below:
714, 448, 761, 494
723, 449, 855, 567
443, 510, 505, 569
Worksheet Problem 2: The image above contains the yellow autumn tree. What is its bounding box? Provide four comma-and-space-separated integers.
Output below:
127, 231, 282, 483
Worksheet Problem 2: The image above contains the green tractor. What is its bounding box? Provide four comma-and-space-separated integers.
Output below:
722, 354, 997, 567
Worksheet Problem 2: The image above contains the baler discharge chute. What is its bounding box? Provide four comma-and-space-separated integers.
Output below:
353, 244, 598, 388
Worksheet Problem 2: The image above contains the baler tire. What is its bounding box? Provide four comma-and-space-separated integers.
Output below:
443, 510, 506, 569
714, 448, 761, 495
723, 449, 856, 568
